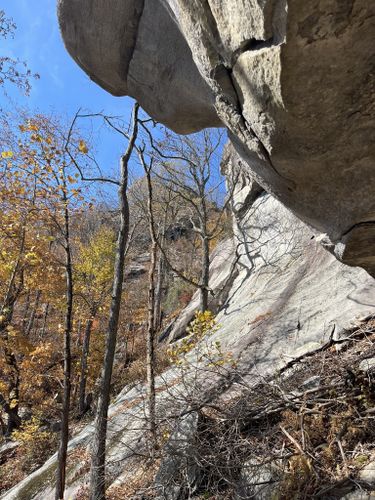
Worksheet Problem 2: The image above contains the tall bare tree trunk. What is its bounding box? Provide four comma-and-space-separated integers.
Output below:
40, 302, 50, 337
139, 148, 158, 453
89, 104, 138, 500
76, 319, 82, 348
200, 235, 210, 312
200, 197, 210, 312
146, 187, 157, 451
146, 242, 157, 452
153, 245, 165, 332
79, 314, 94, 415
25, 289, 41, 336
55, 194, 73, 500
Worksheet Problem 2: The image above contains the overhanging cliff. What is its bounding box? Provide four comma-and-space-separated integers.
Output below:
58, 0, 375, 276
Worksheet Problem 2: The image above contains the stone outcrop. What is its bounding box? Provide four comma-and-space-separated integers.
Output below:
9, 4, 372, 498
57, 0, 220, 134
3, 144, 374, 500
211, 145, 374, 374
58, 0, 375, 277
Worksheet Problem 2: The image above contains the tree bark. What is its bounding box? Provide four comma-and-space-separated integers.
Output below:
22, 291, 31, 334
78, 315, 94, 415
89, 104, 138, 500
200, 235, 210, 312
153, 246, 165, 332
25, 289, 41, 336
0, 226, 26, 436
55, 195, 73, 500
199, 196, 210, 312
40, 302, 50, 337
0, 393, 21, 436
76, 319, 82, 348
144, 162, 157, 452
1, 297, 21, 436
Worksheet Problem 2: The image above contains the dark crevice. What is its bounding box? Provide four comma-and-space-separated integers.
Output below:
234, 185, 266, 221
186, 2, 295, 189
240, 36, 276, 52
231, 37, 276, 67
342, 220, 375, 237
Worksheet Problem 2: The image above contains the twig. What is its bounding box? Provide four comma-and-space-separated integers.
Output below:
337, 439, 348, 473
280, 426, 304, 455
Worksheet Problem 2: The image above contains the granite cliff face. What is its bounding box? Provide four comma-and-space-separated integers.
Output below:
6, 3, 373, 498
58, 0, 375, 277
3, 142, 374, 500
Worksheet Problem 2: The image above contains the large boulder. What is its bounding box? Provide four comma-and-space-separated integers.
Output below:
58, 0, 375, 277
3, 145, 374, 500
57, 0, 220, 133
212, 145, 374, 374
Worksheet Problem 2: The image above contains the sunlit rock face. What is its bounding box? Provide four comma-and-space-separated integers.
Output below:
57, 0, 221, 133
58, 0, 375, 277
3, 144, 374, 500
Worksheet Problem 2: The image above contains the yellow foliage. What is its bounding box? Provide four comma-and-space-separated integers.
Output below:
167, 311, 238, 370
75, 226, 115, 297
187, 310, 218, 337
78, 140, 88, 154
167, 310, 218, 364
9, 399, 18, 409
1, 151, 13, 159
12, 417, 57, 474
13, 417, 47, 444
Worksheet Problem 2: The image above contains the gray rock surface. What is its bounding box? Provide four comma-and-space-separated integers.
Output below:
343, 492, 375, 500
4, 157, 374, 499
58, 0, 375, 276
166, 237, 237, 342
359, 458, 375, 487
154, 413, 199, 499
57, 0, 220, 134
359, 358, 375, 373
239, 458, 280, 499
206, 202, 374, 379
205, 144, 374, 376
344, 457, 375, 500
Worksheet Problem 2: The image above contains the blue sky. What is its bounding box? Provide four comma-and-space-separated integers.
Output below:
1, 0, 134, 117
1, 0, 136, 202
1, 1, 226, 203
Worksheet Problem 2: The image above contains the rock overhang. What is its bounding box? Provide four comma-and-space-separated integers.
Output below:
58, 0, 375, 277
57, 0, 221, 134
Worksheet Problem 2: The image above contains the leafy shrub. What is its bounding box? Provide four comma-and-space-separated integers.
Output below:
12, 417, 57, 472
167, 310, 218, 364
167, 311, 236, 370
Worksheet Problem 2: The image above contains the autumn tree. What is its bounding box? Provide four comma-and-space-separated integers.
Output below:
128, 176, 182, 331
0, 112, 92, 499
64, 103, 141, 500
0, 118, 64, 434
75, 225, 115, 415
142, 126, 229, 312
0, 151, 40, 434
0, 10, 39, 96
